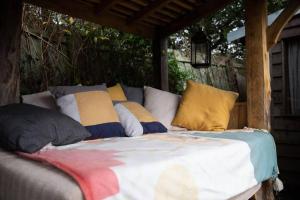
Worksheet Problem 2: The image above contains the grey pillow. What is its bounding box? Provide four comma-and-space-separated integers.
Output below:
0, 104, 91, 153
49, 84, 107, 98
144, 86, 185, 131
121, 84, 144, 105
114, 103, 143, 137
22, 91, 57, 110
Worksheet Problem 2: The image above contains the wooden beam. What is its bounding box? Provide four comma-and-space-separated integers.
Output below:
152, 35, 169, 91
127, 0, 173, 25
245, 0, 271, 131
95, 0, 119, 15
267, 0, 300, 49
0, 0, 23, 105
161, 0, 233, 36
254, 180, 275, 200
25, 0, 155, 38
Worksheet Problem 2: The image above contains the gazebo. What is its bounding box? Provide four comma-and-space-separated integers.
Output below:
1, 0, 300, 199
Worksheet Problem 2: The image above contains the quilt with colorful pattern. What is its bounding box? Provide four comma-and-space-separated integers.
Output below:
20, 130, 278, 200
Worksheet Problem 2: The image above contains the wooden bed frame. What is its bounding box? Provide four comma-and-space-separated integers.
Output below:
1, 0, 300, 199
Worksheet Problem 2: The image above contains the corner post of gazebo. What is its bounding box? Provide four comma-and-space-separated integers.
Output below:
245, 0, 271, 131
152, 33, 169, 91
0, 0, 23, 106
245, 1, 273, 199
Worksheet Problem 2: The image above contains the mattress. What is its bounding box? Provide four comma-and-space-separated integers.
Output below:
0, 130, 277, 200
0, 149, 84, 200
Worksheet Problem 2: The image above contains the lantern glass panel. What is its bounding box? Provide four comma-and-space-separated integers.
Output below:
196, 43, 207, 64
191, 31, 211, 68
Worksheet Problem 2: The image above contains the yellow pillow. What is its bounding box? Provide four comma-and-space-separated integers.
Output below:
107, 83, 127, 101
56, 91, 125, 139
172, 80, 238, 131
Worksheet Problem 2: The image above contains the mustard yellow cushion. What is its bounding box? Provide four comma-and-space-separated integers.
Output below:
172, 80, 238, 131
107, 83, 127, 101
56, 91, 125, 139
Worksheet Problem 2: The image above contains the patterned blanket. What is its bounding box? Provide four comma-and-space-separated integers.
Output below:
20, 130, 278, 200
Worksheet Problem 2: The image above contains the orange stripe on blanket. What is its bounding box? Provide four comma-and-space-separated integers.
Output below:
19, 150, 123, 200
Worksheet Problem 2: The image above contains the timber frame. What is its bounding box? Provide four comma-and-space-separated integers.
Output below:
1, 0, 300, 199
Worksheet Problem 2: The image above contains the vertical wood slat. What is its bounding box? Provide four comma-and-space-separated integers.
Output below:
228, 102, 247, 129
245, 0, 271, 130
0, 0, 23, 105
152, 35, 169, 91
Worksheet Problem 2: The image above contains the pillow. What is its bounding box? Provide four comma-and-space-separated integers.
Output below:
49, 84, 107, 98
172, 80, 238, 131
121, 84, 144, 105
117, 102, 167, 134
0, 104, 91, 153
114, 103, 143, 137
22, 91, 57, 110
144, 86, 182, 130
56, 91, 125, 139
107, 83, 127, 101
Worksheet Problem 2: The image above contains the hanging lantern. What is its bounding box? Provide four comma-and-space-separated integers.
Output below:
191, 31, 211, 68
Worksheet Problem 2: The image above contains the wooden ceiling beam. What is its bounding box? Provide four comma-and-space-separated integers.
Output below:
95, 0, 119, 15
127, 0, 173, 25
25, 0, 155, 38
161, 0, 233, 36
267, 0, 300, 49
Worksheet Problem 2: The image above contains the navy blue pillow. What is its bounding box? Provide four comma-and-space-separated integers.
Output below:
0, 104, 91, 153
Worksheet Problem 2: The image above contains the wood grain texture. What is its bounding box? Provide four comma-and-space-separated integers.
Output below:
228, 102, 247, 129
127, 0, 173, 25
254, 180, 275, 200
24, 0, 234, 38
152, 35, 169, 91
245, 0, 271, 131
162, 0, 233, 36
95, 0, 119, 15
267, 0, 300, 49
0, 0, 23, 105
25, 0, 154, 38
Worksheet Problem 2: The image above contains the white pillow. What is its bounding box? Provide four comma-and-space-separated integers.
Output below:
144, 86, 185, 130
22, 91, 57, 110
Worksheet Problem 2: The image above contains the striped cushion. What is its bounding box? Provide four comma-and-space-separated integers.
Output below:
57, 91, 125, 139
116, 102, 167, 134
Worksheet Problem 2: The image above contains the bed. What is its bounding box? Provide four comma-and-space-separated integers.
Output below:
0, 130, 278, 200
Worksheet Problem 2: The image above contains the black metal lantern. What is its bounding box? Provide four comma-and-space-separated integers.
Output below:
191, 31, 211, 68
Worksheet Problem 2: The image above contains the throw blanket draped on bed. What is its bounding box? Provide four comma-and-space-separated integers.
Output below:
19, 130, 278, 200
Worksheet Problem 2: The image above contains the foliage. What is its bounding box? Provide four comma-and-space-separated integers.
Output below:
21, 0, 287, 94
169, 0, 287, 59
21, 4, 153, 94
168, 52, 197, 94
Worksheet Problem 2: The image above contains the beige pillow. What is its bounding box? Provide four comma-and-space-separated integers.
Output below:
22, 91, 57, 110
144, 86, 185, 130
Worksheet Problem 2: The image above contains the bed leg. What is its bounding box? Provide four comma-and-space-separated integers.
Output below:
253, 180, 275, 200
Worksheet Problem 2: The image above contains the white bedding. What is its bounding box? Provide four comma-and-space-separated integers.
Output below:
0, 130, 276, 200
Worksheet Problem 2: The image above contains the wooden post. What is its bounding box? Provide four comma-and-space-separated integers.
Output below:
0, 0, 23, 105
245, 0, 271, 130
152, 35, 169, 91
245, 1, 274, 199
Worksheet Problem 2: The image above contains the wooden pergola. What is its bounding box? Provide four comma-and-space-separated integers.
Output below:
1, 0, 300, 199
